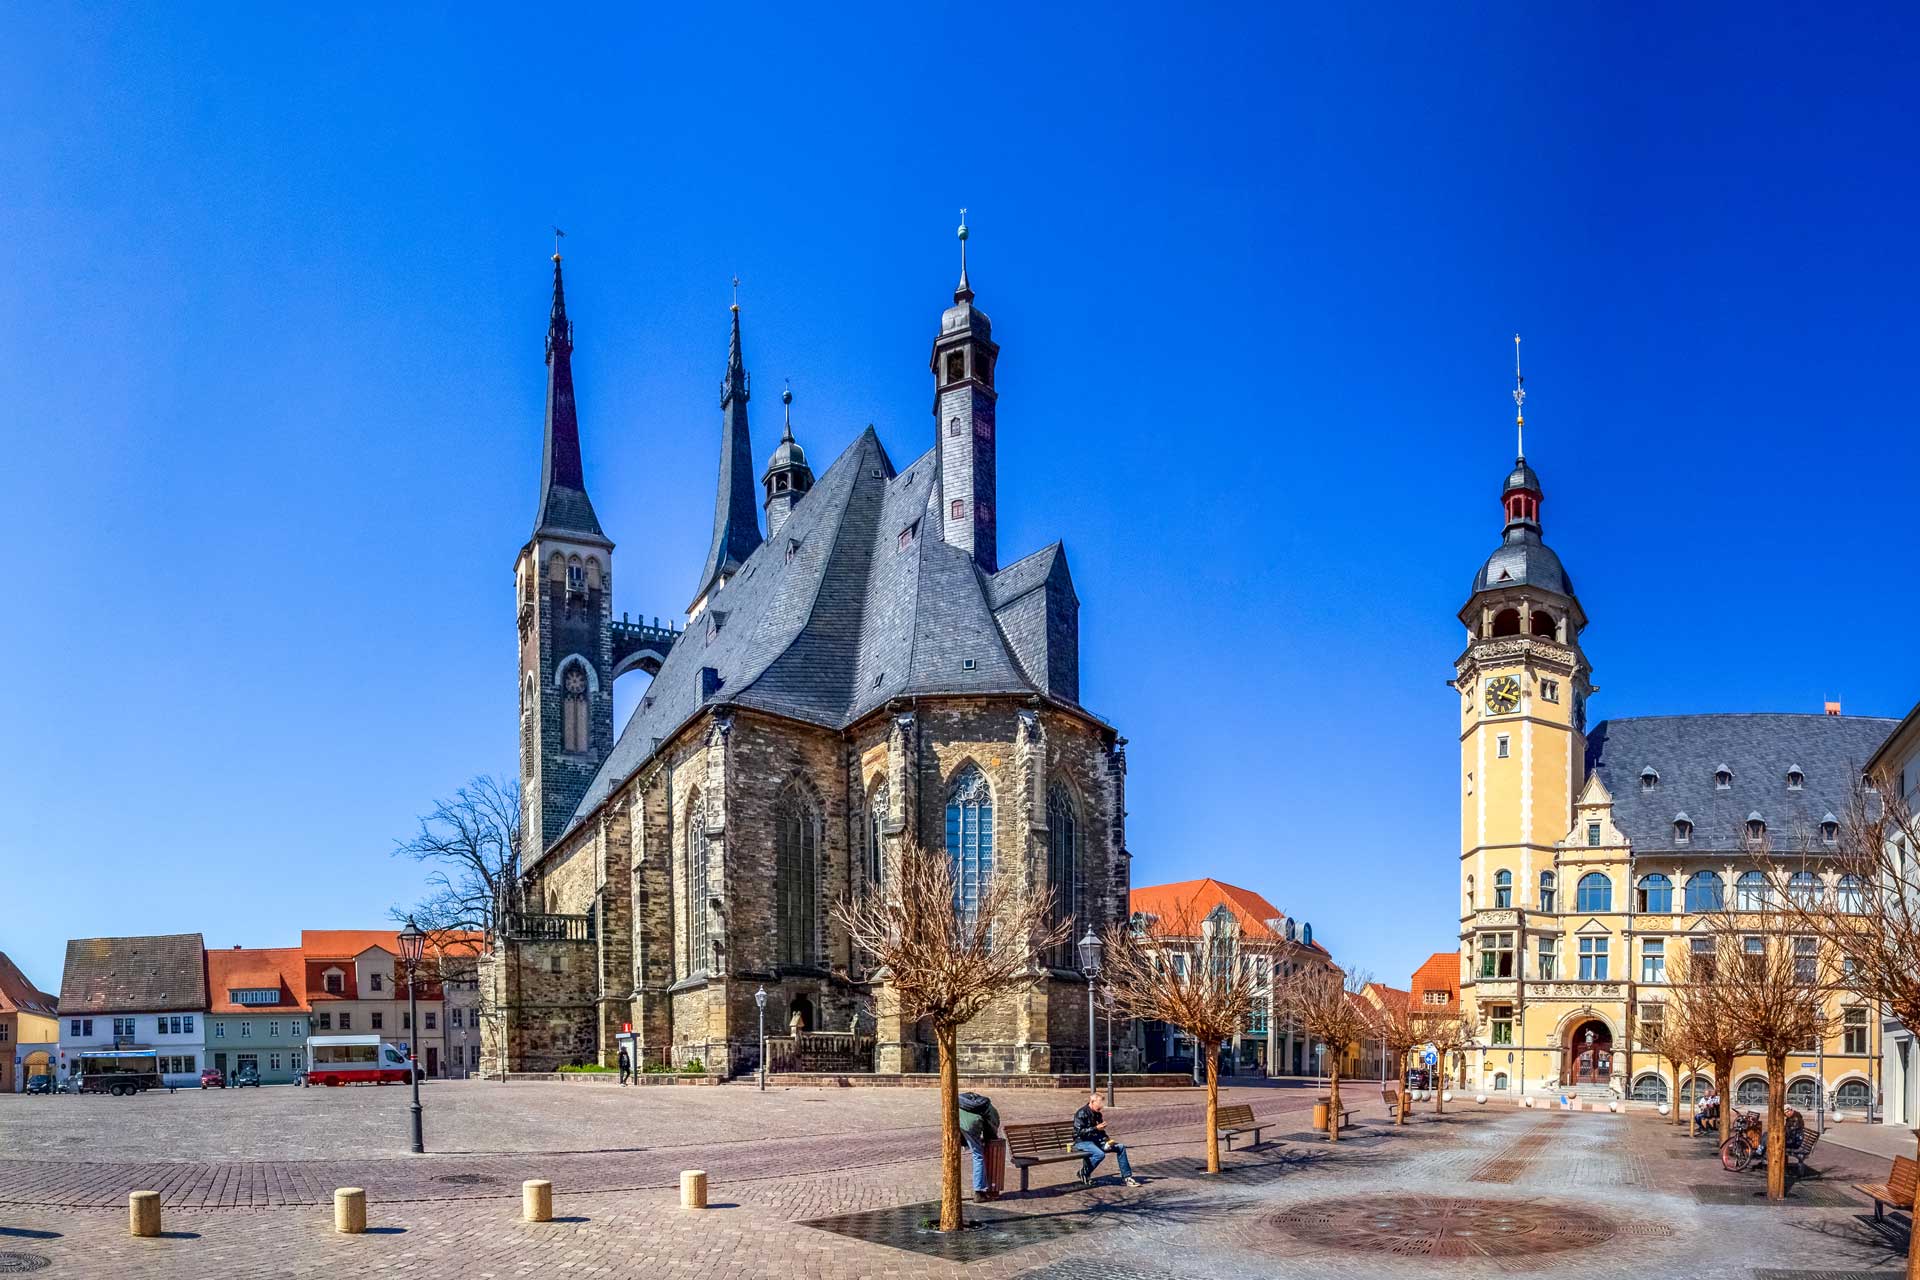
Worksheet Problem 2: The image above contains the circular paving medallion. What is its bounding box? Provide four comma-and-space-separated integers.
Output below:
1267, 1195, 1615, 1260
0, 1253, 52, 1274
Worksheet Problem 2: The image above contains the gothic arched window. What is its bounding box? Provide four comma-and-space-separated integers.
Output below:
561, 664, 589, 753
945, 766, 993, 925
866, 780, 888, 890
775, 785, 818, 968
1685, 870, 1724, 913
1047, 783, 1081, 966
687, 796, 710, 975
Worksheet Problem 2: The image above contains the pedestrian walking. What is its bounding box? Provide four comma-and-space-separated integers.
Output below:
1073, 1092, 1140, 1187
956, 1090, 1002, 1201
617, 1047, 632, 1086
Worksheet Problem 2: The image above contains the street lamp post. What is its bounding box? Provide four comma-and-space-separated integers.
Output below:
1077, 929, 1103, 1097
755, 985, 768, 1092
1103, 982, 1115, 1106
398, 918, 427, 1155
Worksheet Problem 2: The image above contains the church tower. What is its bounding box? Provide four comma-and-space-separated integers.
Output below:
689, 298, 763, 618
932, 213, 1000, 572
1455, 340, 1591, 997
762, 383, 813, 540
516, 252, 616, 853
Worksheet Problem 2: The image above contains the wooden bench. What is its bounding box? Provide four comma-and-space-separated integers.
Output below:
1316, 1097, 1354, 1132
1854, 1154, 1918, 1224
1382, 1086, 1404, 1119
1003, 1120, 1084, 1192
1216, 1103, 1269, 1151
1786, 1128, 1820, 1178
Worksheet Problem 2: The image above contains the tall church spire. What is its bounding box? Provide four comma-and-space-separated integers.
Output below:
933, 212, 1000, 573
690, 290, 764, 614
533, 252, 605, 539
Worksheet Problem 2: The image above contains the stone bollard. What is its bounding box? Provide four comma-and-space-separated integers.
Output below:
334, 1187, 367, 1234
523, 1179, 553, 1222
680, 1169, 708, 1209
129, 1190, 162, 1237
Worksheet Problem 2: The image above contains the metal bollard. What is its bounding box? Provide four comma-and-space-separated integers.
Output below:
523, 1178, 553, 1222
129, 1190, 162, 1237
334, 1187, 367, 1233
680, 1169, 708, 1209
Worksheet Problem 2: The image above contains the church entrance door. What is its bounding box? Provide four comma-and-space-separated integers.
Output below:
1566, 1021, 1612, 1085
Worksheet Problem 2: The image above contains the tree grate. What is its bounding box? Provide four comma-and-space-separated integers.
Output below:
800, 1199, 1093, 1262
1265, 1194, 1616, 1259
0, 1255, 51, 1274
1691, 1183, 1863, 1208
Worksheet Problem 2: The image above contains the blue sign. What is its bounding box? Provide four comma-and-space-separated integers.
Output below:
1422, 1051, 1437, 1066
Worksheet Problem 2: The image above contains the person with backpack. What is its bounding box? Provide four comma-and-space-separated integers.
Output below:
956, 1090, 1002, 1201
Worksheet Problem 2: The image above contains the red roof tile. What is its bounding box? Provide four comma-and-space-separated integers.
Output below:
1126, 878, 1327, 952
205, 947, 309, 1013
0, 951, 58, 1017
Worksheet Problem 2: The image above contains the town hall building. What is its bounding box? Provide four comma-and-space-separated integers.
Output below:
481, 225, 1130, 1077
1452, 360, 1894, 1112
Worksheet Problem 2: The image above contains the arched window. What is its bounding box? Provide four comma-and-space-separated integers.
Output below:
1637, 874, 1673, 913
1576, 873, 1612, 912
686, 796, 710, 975
1641, 767, 1660, 792
1047, 784, 1081, 967
945, 766, 993, 925
865, 781, 888, 889
1630, 1073, 1669, 1103
775, 786, 818, 968
1787, 871, 1820, 908
1715, 766, 1733, 789
1538, 871, 1556, 913
1678, 1074, 1711, 1105
562, 663, 590, 753
1530, 611, 1555, 637
1491, 608, 1521, 637
1836, 1079, 1871, 1110
1735, 871, 1771, 912
1493, 870, 1512, 909
1735, 1077, 1768, 1107
1786, 1078, 1818, 1111
1685, 871, 1724, 913
1493, 1072, 1509, 1091
1837, 875, 1865, 913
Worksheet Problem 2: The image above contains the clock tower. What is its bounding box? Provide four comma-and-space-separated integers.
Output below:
1454, 347, 1591, 1017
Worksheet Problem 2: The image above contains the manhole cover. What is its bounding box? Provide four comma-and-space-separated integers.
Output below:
0, 1254, 51, 1274
1267, 1195, 1616, 1259
434, 1173, 499, 1186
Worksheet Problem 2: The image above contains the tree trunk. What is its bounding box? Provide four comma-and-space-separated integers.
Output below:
936, 1023, 962, 1232
1716, 1056, 1734, 1145
1765, 1056, 1787, 1201
1327, 1058, 1342, 1144
1204, 1046, 1221, 1173
1433, 1063, 1445, 1115
1395, 1050, 1407, 1125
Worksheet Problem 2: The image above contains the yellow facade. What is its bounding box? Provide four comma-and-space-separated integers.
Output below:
1453, 452, 1882, 1113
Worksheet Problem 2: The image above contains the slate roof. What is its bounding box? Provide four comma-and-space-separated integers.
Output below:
532, 258, 606, 542
1472, 527, 1574, 596
1587, 713, 1898, 855
0, 951, 58, 1017
59, 933, 207, 1015
554, 425, 1088, 847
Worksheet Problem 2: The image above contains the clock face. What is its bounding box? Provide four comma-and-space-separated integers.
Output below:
1485, 676, 1521, 715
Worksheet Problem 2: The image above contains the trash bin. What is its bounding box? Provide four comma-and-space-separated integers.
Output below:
1312, 1098, 1330, 1131
983, 1137, 1007, 1196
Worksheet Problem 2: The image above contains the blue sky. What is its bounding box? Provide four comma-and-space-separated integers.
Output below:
4, 5, 1917, 995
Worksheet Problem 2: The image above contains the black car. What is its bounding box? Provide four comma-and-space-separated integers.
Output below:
1404, 1068, 1431, 1090
24, 1074, 53, 1095
231, 1064, 262, 1088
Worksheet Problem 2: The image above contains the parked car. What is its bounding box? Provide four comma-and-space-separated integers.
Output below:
199, 1067, 226, 1089
1404, 1068, 1431, 1090
231, 1064, 261, 1088
24, 1074, 52, 1095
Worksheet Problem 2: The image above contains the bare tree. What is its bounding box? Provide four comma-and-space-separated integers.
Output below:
1101, 898, 1263, 1172
390, 774, 523, 936
1415, 1010, 1474, 1115
835, 839, 1065, 1232
1668, 938, 1747, 1145
1279, 966, 1371, 1142
1759, 773, 1920, 1271
1367, 992, 1423, 1125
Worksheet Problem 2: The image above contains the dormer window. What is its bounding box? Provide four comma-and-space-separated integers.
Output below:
1786, 766, 1804, 790
1714, 766, 1733, 789
1641, 767, 1659, 792
1821, 813, 1839, 844
898, 521, 919, 552
1673, 815, 1693, 845
785, 539, 798, 564
1745, 812, 1767, 847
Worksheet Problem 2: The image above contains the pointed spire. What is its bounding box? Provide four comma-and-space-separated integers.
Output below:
954, 208, 973, 303
1512, 333, 1527, 460
691, 288, 764, 612
781, 379, 795, 442
533, 250, 604, 539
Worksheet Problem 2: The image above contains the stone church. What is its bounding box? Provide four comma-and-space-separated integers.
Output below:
480, 228, 1131, 1077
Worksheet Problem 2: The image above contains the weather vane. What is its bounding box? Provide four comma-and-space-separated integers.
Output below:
1512, 333, 1526, 458
552, 226, 566, 261
731, 275, 740, 313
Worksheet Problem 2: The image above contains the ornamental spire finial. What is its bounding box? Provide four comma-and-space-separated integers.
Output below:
781, 378, 794, 443
731, 274, 740, 314
552, 225, 565, 262
955, 208, 973, 303
1512, 333, 1527, 459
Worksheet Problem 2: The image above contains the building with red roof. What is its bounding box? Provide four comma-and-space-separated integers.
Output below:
204, 946, 309, 1084
1, 951, 60, 1091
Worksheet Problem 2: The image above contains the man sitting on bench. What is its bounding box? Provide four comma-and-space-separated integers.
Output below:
1073, 1092, 1141, 1187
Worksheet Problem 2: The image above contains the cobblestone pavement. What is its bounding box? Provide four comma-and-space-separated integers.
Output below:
1, 1088, 1913, 1279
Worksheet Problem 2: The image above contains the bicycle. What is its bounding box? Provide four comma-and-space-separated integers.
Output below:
1719, 1110, 1763, 1172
